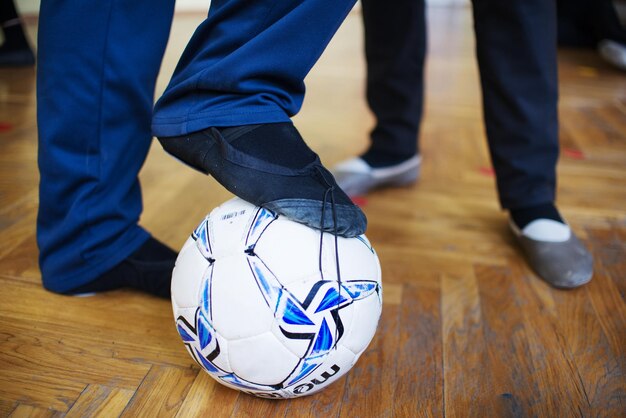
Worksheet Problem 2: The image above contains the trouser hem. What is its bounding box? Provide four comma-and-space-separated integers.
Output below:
41, 228, 151, 293
152, 109, 291, 137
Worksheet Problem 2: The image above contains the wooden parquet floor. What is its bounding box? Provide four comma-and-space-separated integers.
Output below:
1, 6, 625, 417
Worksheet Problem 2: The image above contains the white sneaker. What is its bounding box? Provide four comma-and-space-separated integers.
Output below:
332, 155, 421, 197
598, 39, 626, 71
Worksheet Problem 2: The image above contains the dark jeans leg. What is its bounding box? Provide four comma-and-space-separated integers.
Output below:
361, 0, 426, 159
472, 0, 559, 210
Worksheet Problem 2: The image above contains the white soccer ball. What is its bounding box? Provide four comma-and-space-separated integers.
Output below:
171, 198, 382, 398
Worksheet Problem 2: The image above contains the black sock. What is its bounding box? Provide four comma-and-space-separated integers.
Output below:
510, 203, 564, 230
360, 148, 417, 168
66, 237, 177, 298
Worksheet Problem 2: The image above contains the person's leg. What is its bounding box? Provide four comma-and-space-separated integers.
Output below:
556, 0, 596, 47
558, 0, 626, 46
557, 0, 626, 71
37, 0, 176, 296
594, 0, 626, 71
472, 0, 560, 213
0, 0, 35, 66
361, 0, 426, 165
153, 0, 366, 237
153, 0, 357, 135
593, 0, 626, 45
472, 0, 593, 288
332, 0, 426, 196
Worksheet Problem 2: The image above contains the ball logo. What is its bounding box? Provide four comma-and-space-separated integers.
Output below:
220, 209, 247, 221
240, 364, 341, 398
292, 364, 341, 394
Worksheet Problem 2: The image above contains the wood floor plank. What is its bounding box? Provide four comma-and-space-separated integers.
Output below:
8, 404, 61, 418
64, 385, 134, 418
338, 303, 400, 417
230, 395, 289, 418
586, 226, 626, 371
139, 163, 234, 247
281, 379, 345, 418
0, 235, 40, 283
595, 104, 626, 138
551, 281, 625, 416
393, 283, 443, 418
586, 225, 626, 302
120, 366, 197, 418
0, 400, 17, 417
0, 194, 37, 261
376, 248, 475, 281
511, 260, 592, 417
476, 264, 550, 417
175, 372, 239, 418
585, 265, 626, 361
0, 278, 195, 369
0, 318, 151, 390
0, 369, 84, 413
0, 308, 193, 374
381, 282, 402, 305
441, 273, 500, 417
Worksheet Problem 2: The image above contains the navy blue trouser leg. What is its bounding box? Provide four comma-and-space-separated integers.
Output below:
38, 0, 356, 291
472, 0, 559, 210
361, 0, 426, 158
37, 0, 175, 292
152, 0, 357, 137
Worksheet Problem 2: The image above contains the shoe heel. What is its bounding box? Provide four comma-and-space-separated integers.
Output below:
386, 167, 420, 186
158, 134, 213, 175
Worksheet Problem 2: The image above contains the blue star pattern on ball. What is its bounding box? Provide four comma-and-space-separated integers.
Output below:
246, 257, 379, 387
175, 207, 380, 391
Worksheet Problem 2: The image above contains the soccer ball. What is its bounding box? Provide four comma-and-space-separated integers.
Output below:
171, 198, 382, 398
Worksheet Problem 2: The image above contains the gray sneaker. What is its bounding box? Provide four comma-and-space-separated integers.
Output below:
598, 39, 626, 71
332, 155, 421, 197
510, 219, 593, 289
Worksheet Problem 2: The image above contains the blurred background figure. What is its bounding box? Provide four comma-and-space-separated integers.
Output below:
333, 0, 594, 289
557, 0, 626, 70
0, 0, 35, 66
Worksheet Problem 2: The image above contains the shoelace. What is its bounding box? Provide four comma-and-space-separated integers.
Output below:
315, 165, 343, 349
212, 127, 345, 348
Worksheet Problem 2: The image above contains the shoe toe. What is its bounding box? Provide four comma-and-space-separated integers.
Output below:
333, 171, 375, 197
517, 233, 593, 289
332, 156, 421, 197
264, 198, 367, 238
